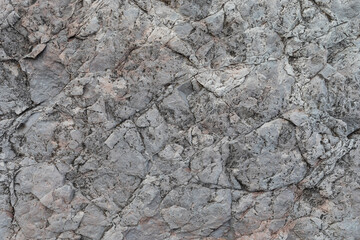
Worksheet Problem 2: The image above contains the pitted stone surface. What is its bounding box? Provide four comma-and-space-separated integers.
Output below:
0, 0, 360, 239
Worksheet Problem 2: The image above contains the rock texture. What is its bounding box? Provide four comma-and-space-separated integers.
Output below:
0, 0, 360, 239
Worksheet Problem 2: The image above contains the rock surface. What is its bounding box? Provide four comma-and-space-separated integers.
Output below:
0, 0, 360, 239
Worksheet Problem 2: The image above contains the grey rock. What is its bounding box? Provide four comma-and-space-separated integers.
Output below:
1, 0, 360, 239
24, 44, 46, 59
160, 185, 231, 237
229, 119, 307, 191
161, 205, 191, 229
20, 44, 70, 104
15, 162, 64, 199
76, 205, 109, 240
204, 9, 225, 35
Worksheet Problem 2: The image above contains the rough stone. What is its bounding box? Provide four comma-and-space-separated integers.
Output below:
0, 0, 360, 239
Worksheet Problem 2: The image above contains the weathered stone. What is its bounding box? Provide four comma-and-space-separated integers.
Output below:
20, 44, 70, 104
228, 119, 307, 191
76, 204, 109, 240
16, 163, 64, 199
1, 0, 360, 239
